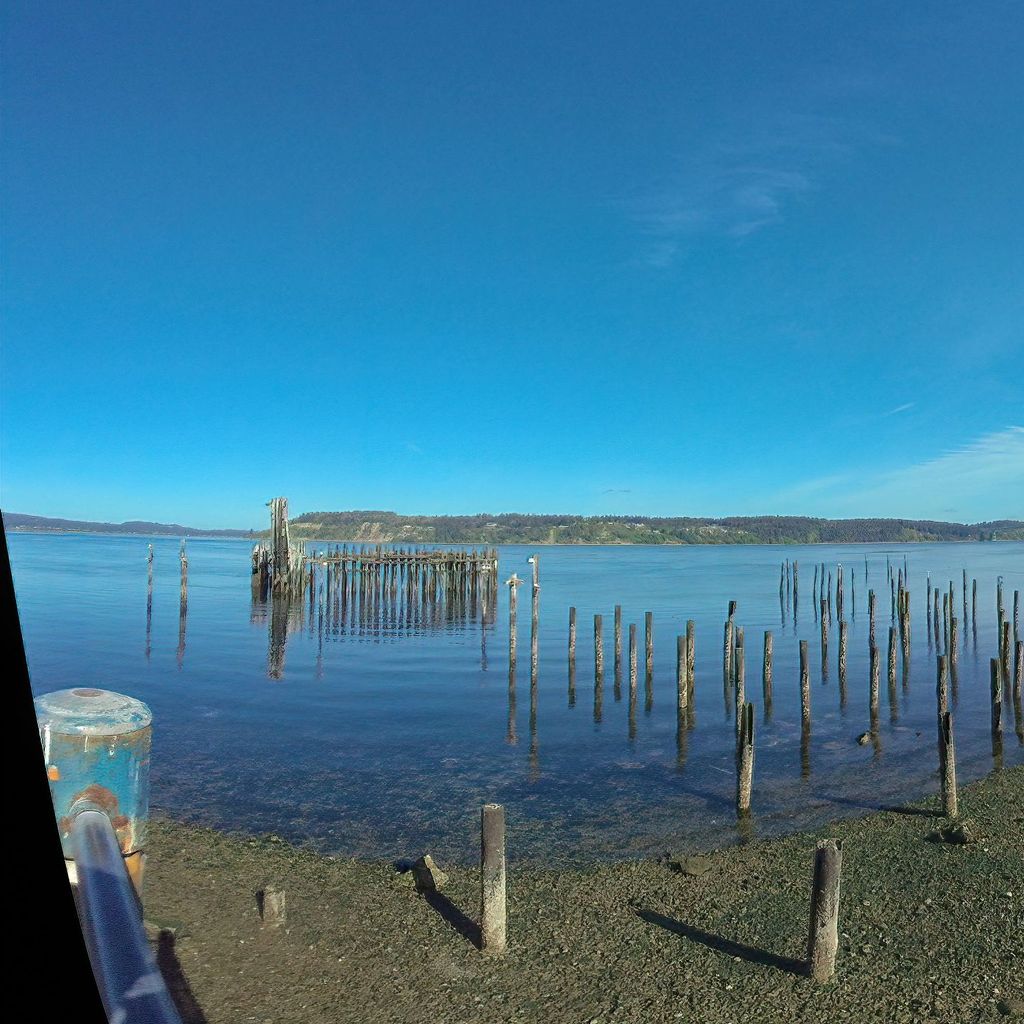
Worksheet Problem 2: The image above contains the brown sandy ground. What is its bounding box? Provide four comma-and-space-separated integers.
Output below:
143, 766, 1023, 1024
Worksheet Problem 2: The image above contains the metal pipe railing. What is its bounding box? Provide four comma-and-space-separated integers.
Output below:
71, 807, 182, 1024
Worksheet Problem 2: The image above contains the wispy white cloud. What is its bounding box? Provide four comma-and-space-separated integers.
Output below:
882, 402, 915, 416
768, 427, 1024, 521
630, 85, 895, 265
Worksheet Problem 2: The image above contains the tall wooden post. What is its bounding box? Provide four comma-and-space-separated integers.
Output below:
568, 606, 577, 674
807, 839, 842, 982
736, 702, 754, 815
676, 635, 687, 712
645, 611, 654, 679
940, 712, 958, 819
480, 804, 506, 954
528, 557, 539, 685
799, 640, 810, 727
506, 574, 523, 671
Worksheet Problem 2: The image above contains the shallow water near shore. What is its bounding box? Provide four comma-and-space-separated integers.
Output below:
10, 533, 1023, 866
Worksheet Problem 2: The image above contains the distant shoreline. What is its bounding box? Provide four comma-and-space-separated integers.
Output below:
5, 510, 1022, 546
7, 527, 1022, 548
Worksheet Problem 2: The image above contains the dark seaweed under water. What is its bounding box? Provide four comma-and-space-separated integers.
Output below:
11, 534, 1023, 866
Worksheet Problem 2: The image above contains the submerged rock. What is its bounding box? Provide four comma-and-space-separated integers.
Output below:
664, 854, 713, 877
412, 854, 448, 893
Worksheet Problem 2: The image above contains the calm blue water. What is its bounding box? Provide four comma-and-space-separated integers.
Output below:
11, 533, 1022, 865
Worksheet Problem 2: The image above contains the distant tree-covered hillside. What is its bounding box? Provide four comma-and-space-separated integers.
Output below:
285, 511, 1024, 545
4, 512, 254, 538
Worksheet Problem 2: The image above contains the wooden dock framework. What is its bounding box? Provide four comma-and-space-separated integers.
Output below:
250, 499, 499, 674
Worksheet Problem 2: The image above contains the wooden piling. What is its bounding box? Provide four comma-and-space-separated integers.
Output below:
800, 640, 811, 727
568, 606, 577, 672
480, 803, 507, 954
676, 635, 687, 712
1001, 620, 1012, 691
258, 887, 286, 928
838, 620, 848, 688
736, 702, 754, 815
887, 627, 897, 691
529, 557, 539, 685
506, 574, 522, 671
807, 839, 843, 983
645, 611, 654, 679
734, 638, 745, 737
762, 630, 773, 706
990, 658, 1002, 738
686, 620, 695, 691
868, 590, 876, 650
614, 604, 623, 679
629, 624, 638, 700
1016, 640, 1023, 700
940, 712, 958, 819
820, 601, 829, 679
869, 644, 879, 715
723, 618, 734, 684
594, 614, 604, 686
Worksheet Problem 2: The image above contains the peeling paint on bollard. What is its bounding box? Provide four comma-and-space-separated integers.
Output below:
35, 687, 152, 892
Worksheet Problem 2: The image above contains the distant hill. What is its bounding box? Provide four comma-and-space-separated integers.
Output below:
3, 512, 255, 539
286, 511, 1024, 545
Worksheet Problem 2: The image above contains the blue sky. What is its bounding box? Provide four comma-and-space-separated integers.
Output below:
2, 1, 1022, 529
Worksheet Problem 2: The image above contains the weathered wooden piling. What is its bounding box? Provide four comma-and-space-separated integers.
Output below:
1016, 640, 1023, 700
676, 635, 687, 712
868, 590, 876, 650
936, 655, 949, 767
506, 574, 522, 671
594, 613, 604, 687
736, 702, 754, 815
480, 803, 507, 954
972, 578, 978, 627
762, 630, 773, 707
820, 600, 829, 679
838, 620, 848, 689
258, 886, 286, 928
949, 616, 959, 683
990, 658, 1002, 738
686, 620, 696, 692
529, 557, 539, 685
799, 640, 811, 727
734, 636, 746, 736
940, 712, 958, 819
723, 618, 734, 683
177, 541, 188, 667
645, 611, 654, 679
1001, 620, 1012, 692
887, 627, 897, 691
628, 624, 637, 738
629, 623, 638, 701
568, 606, 577, 673
807, 839, 843, 983
614, 604, 622, 678
869, 644, 880, 716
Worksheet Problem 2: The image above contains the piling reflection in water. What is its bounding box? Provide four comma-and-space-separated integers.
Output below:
250, 543, 499, 679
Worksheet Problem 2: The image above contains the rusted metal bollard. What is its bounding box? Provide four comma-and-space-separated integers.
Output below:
36, 687, 152, 894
